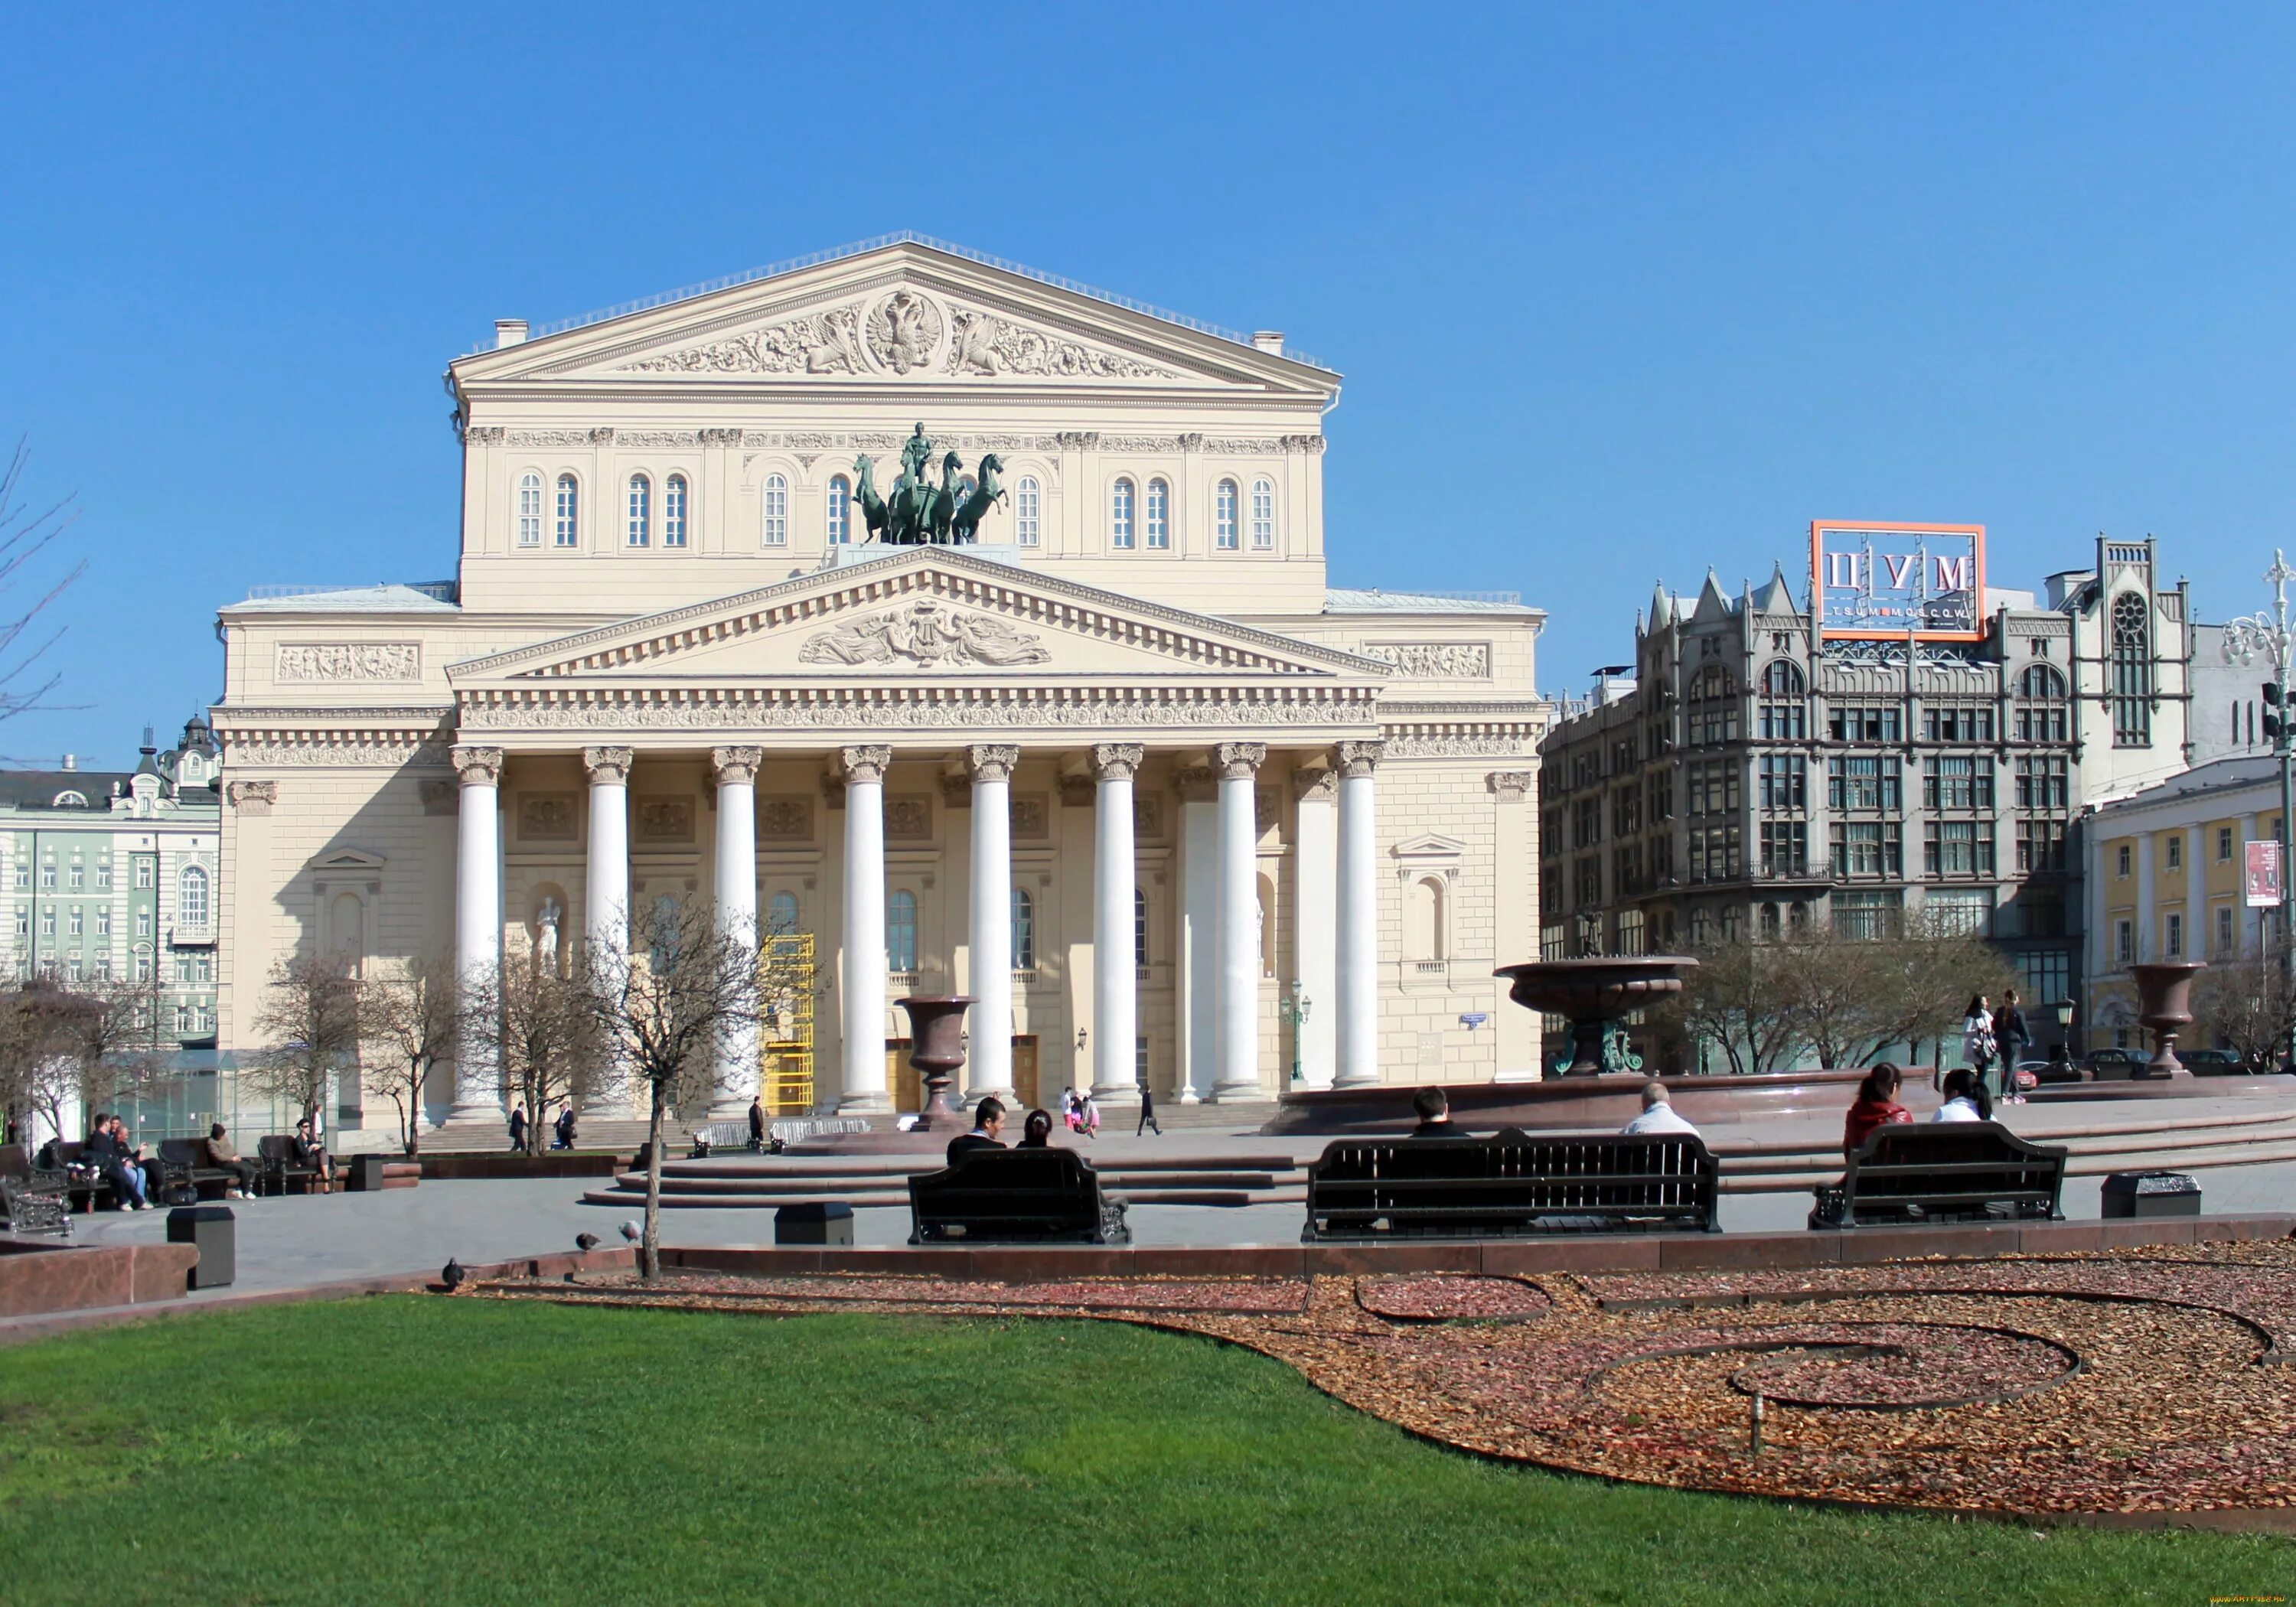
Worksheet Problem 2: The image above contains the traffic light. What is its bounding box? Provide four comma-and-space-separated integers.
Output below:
2266, 683, 2285, 742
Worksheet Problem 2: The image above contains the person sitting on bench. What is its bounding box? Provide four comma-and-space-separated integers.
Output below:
947, 1097, 1006, 1167
1931, 1067, 1992, 1123
1842, 1063, 1914, 1156
292, 1116, 335, 1191
203, 1123, 257, 1199
81, 1113, 151, 1210
1621, 1081, 1699, 1136
1018, 1109, 1055, 1149
1407, 1087, 1454, 1136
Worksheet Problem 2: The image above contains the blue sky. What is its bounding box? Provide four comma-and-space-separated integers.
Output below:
2, 3, 2290, 765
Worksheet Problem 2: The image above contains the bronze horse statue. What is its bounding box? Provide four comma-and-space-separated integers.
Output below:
951, 454, 1005, 544
853, 455, 891, 543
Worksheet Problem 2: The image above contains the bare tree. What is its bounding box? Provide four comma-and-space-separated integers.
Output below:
358, 951, 459, 1156
0, 439, 86, 730
57, 969, 175, 1119
0, 976, 78, 1143
247, 954, 360, 1123
1658, 934, 1804, 1074
1771, 916, 2020, 1070
2191, 946, 2295, 1071
579, 895, 769, 1276
464, 937, 606, 1156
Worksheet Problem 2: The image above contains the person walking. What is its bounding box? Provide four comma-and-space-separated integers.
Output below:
507, 1103, 528, 1152
1961, 995, 1998, 1103
1996, 989, 2032, 1103
1136, 1081, 1161, 1136
747, 1096, 767, 1152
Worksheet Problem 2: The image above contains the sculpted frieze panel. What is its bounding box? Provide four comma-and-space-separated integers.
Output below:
944, 306, 1177, 380
518, 793, 579, 842
622, 303, 868, 376
1359, 642, 1491, 679
223, 739, 452, 767
276, 643, 422, 683
1011, 794, 1050, 839
507, 430, 594, 448
614, 430, 702, 448
758, 796, 814, 840
885, 794, 933, 841
634, 797, 695, 843
1383, 734, 1536, 758
474, 699, 1349, 732
798, 601, 1051, 668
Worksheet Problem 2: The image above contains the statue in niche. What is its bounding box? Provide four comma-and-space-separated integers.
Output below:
534, 897, 562, 973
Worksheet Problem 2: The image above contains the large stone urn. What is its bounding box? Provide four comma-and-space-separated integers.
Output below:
2127, 962, 2204, 1077
895, 995, 975, 1129
1492, 957, 1698, 1076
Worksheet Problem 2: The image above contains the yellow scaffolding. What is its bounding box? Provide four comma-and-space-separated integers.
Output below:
762, 932, 816, 1114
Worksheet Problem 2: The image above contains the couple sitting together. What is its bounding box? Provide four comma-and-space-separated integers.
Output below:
944, 1097, 1067, 1165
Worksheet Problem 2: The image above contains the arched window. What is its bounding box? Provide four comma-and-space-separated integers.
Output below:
663, 474, 687, 547
1110, 478, 1136, 549
761, 474, 788, 547
1133, 887, 1150, 967
887, 888, 918, 971
1145, 479, 1170, 549
626, 474, 651, 547
1251, 478, 1276, 549
1215, 480, 1240, 550
1407, 875, 1447, 961
1760, 660, 1804, 696
2111, 592, 2152, 746
827, 475, 852, 545
2017, 663, 2069, 742
1014, 477, 1040, 546
554, 475, 579, 547
1009, 886, 1034, 970
1757, 660, 1806, 740
767, 892, 800, 935
1257, 871, 1277, 976
517, 472, 543, 547
178, 863, 209, 927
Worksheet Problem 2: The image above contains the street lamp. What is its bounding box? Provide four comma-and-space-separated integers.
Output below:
1282, 983, 1311, 1084
2219, 548, 2296, 1069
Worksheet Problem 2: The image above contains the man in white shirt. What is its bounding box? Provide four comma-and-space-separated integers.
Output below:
1621, 1081, 1700, 1137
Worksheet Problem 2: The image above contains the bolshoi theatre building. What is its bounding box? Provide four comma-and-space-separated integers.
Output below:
210, 237, 1551, 1126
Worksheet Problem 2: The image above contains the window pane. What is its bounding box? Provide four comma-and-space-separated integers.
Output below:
556, 476, 579, 546
828, 476, 851, 545
1145, 479, 1169, 549
1010, 886, 1033, 970
627, 475, 650, 546
1251, 478, 1275, 549
517, 473, 543, 546
1015, 478, 1040, 546
762, 474, 788, 546
1110, 478, 1134, 549
664, 474, 687, 546
1215, 481, 1238, 549
887, 888, 917, 970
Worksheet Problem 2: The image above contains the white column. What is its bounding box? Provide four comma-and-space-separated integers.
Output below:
1091, 742, 1144, 1106
446, 744, 506, 1127
1335, 738, 1384, 1089
1176, 770, 1218, 1103
837, 745, 892, 1114
1212, 742, 1266, 1101
965, 744, 1019, 1104
709, 746, 762, 1120
1292, 766, 1338, 1089
582, 745, 634, 1116
2136, 833, 2157, 963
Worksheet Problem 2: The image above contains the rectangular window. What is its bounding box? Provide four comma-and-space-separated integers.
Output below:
136, 909, 152, 937
1573, 797, 1602, 849
135, 859, 155, 889
67, 863, 83, 891
1827, 755, 1900, 811
2166, 911, 2184, 958
2014, 756, 2069, 810
11, 865, 24, 890
2116, 920, 2134, 964
1928, 888, 1994, 937
38, 864, 54, 891
1833, 889, 1904, 940
2219, 826, 2236, 862
2165, 834, 2183, 870
2116, 844, 2131, 878
11, 908, 24, 938
2020, 949, 2070, 1007
2218, 905, 2237, 955
39, 908, 54, 937
96, 861, 111, 890
1923, 820, 1993, 876
1827, 706, 1903, 742
2016, 819, 2069, 874
67, 907, 81, 937
626, 477, 651, 546
555, 478, 579, 547
1215, 482, 1239, 550
1923, 706, 1996, 742
1760, 820, 1806, 875
95, 908, 109, 937
1110, 480, 1135, 549
135, 953, 153, 983
1922, 755, 1990, 810
662, 476, 687, 546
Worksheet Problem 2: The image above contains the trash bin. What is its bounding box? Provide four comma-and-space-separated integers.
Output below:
345, 1155, 386, 1193
2102, 1171, 2201, 1219
776, 1201, 855, 1246
166, 1204, 236, 1289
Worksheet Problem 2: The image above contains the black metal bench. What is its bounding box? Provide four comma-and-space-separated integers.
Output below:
33, 1139, 122, 1213
1811, 1122, 2067, 1228
908, 1148, 1130, 1245
157, 1138, 252, 1201
0, 1143, 70, 1235
1303, 1131, 1721, 1240
256, 1135, 327, 1196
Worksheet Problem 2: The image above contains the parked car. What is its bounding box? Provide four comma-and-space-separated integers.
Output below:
2020, 1057, 2085, 1086
2182, 1048, 2257, 1075
2083, 1048, 2148, 1081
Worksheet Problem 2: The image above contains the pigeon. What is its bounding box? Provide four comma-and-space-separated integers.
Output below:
619, 1220, 641, 1244
441, 1257, 465, 1291
574, 1231, 600, 1252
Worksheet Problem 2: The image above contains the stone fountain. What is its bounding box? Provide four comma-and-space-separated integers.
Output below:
2128, 961, 2205, 1077
1492, 955, 1699, 1075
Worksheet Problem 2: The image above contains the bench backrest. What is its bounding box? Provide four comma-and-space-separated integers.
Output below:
910, 1147, 1104, 1234
0, 1143, 25, 1180
1306, 1131, 1719, 1233
158, 1137, 209, 1169
48, 1140, 83, 1167
1841, 1122, 2066, 1217
257, 1135, 308, 1165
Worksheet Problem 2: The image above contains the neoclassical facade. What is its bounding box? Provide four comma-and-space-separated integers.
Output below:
211, 238, 1549, 1124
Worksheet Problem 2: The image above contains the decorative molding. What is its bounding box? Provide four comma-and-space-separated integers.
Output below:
615, 429, 703, 448
1090, 742, 1145, 782
700, 428, 742, 447
418, 778, 457, 816
1057, 774, 1097, 808
710, 745, 764, 786
866, 290, 942, 373
506, 429, 592, 447
837, 745, 893, 786
1359, 642, 1490, 679
758, 796, 813, 839
797, 600, 1052, 668
1176, 433, 1205, 451
518, 792, 579, 840
1055, 431, 1098, 451
885, 794, 933, 840
1172, 765, 1218, 804
227, 780, 277, 813
1096, 436, 1182, 453
938, 773, 972, 808
964, 742, 1020, 784
589, 428, 616, 445
1384, 735, 1532, 758
1133, 794, 1165, 839
451, 745, 505, 786
582, 745, 634, 785
945, 306, 1177, 380
1293, 768, 1338, 804
623, 302, 868, 375
1255, 786, 1280, 834
1215, 742, 1268, 780
1335, 739, 1385, 778
634, 797, 694, 842
461, 425, 505, 446
276, 643, 422, 683
1012, 794, 1049, 839
222, 738, 449, 768
1486, 771, 1534, 801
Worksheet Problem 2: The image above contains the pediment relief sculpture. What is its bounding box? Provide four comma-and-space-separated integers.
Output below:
945, 305, 1177, 380
797, 600, 1052, 669
622, 303, 869, 376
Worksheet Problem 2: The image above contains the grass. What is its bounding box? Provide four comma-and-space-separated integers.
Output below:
0, 1297, 2288, 1605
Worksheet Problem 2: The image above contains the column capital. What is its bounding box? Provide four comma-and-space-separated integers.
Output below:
1091, 742, 1145, 782
837, 744, 893, 785
1486, 770, 1534, 800
938, 773, 972, 809
1212, 742, 1267, 781
582, 745, 634, 784
710, 745, 765, 786
1335, 738, 1386, 779
452, 745, 505, 786
1057, 773, 1097, 808
1292, 767, 1338, 804
965, 742, 1020, 784
227, 779, 278, 813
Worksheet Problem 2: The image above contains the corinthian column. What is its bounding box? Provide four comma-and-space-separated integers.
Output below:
1212, 742, 1266, 1102
709, 746, 762, 1120
964, 744, 1019, 1105
1335, 738, 1384, 1089
582, 745, 634, 1117
445, 745, 506, 1128
837, 745, 893, 1114
1091, 742, 1144, 1107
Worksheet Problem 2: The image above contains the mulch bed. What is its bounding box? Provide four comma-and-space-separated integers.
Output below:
461, 1237, 2296, 1517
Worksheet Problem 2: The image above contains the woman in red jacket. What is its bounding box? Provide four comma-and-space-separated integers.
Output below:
1843, 1063, 1914, 1155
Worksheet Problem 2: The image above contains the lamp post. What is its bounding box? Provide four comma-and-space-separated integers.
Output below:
2219, 548, 2296, 1071
1281, 983, 1311, 1085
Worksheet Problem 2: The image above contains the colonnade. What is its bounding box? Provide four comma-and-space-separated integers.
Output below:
444, 736, 1384, 1121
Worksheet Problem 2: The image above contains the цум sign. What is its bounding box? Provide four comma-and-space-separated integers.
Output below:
1810, 523, 1987, 642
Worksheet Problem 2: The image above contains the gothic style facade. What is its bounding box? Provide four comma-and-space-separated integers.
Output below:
210, 238, 1550, 1124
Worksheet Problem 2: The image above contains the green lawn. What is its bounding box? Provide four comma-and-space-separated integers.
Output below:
0, 1298, 2286, 1605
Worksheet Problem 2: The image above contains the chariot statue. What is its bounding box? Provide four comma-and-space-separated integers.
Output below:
853, 423, 1005, 546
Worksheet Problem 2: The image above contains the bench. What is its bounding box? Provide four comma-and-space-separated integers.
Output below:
32, 1140, 122, 1213
1810, 1121, 2067, 1228
0, 1143, 70, 1235
908, 1148, 1130, 1245
1302, 1131, 1721, 1241
157, 1138, 253, 1201
256, 1135, 328, 1196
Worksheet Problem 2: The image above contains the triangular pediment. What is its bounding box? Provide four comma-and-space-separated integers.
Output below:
1393, 833, 1466, 861
448, 548, 1389, 689
310, 847, 386, 872
450, 239, 1336, 396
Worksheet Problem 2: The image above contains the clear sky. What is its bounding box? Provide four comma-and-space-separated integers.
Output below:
2, 3, 2291, 765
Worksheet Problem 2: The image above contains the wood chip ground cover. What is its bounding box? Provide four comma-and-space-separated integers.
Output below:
468, 1238, 2296, 1517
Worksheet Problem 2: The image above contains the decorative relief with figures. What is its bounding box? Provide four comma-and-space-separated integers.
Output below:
277, 643, 422, 683
1360, 643, 1490, 679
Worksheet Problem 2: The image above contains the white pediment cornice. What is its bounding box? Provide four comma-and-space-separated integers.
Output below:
449, 240, 1336, 398
445, 549, 1393, 688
